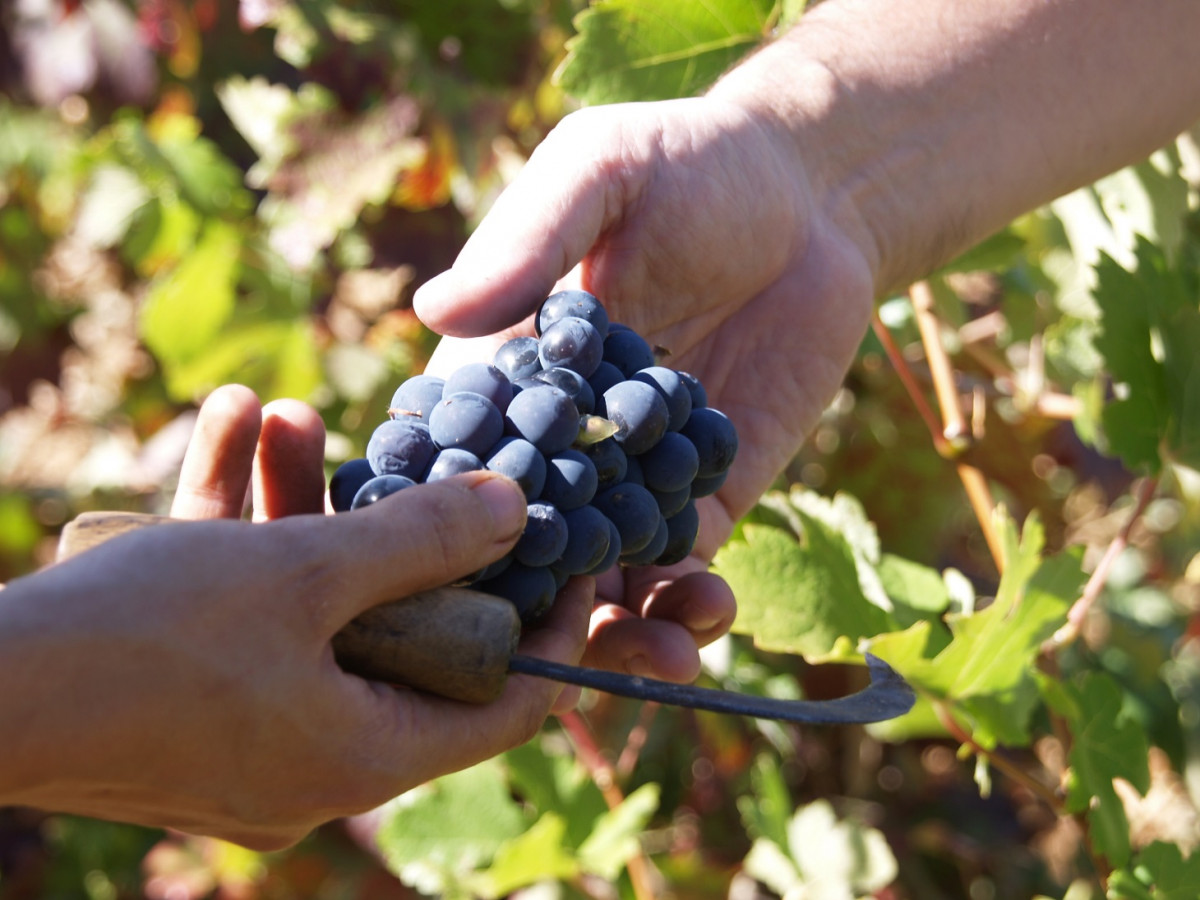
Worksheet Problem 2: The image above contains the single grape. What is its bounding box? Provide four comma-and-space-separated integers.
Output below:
504, 384, 581, 455
538, 316, 604, 378
638, 431, 700, 493
602, 380, 669, 455
585, 437, 628, 490
351, 474, 417, 509
619, 514, 669, 566
602, 328, 656, 377
591, 482, 662, 555
677, 371, 708, 410
632, 366, 692, 432
429, 391, 504, 457
425, 448, 485, 482
485, 436, 547, 500
583, 519, 622, 576
493, 336, 542, 381
541, 449, 598, 511
587, 361, 624, 415
623, 454, 645, 487
514, 502, 569, 568
690, 469, 727, 498
388, 375, 445, 423
558, 504, 613, 575
329, 457, 374, 512
533, 366, 595, 415
681, 407, 739, 477
367, 419, 437, 480
649, 483, 692, 518
536, 289, 609, 339
655, 500, 700, 567
443, 363, 514, 414
478, 561, 558, 623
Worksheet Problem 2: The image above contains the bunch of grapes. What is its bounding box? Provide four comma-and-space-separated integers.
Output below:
327, 290, 737, 623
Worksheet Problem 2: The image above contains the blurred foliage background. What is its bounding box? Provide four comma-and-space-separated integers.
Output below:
3, 1, 1200, 899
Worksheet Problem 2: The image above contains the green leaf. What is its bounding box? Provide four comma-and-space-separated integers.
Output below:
1042, 672, 1150, 869
375, 760, 528, 894
577, 783, 660, 880
467, 814, 579, 899
1092, 237, 1200, 472
737, 754, 794, 850
877, 552, 952, 626
503, 741, 608, 850
1110, 841, 1200, 900
556, 0, 779, 104
139, 220, 240, 366
867, 513, 1081, 746
717, 513, 894, 662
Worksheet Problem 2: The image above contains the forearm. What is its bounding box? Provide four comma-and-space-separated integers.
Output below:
710, 0, 1200, 296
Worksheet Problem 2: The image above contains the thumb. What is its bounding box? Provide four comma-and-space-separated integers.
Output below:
413, 108, 633, 337
289, 471, 529, 631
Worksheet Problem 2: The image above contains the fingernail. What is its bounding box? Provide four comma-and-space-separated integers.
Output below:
471, 475, 527, 541
681, 609, 724, 634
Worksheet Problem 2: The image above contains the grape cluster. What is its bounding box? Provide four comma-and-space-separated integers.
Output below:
327, 290, 738, 623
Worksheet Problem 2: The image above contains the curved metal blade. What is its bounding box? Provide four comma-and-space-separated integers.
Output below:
507, 652, 916, 725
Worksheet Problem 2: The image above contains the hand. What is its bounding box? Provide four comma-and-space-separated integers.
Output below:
415, 97, 876, 679
0, 391, 590, 850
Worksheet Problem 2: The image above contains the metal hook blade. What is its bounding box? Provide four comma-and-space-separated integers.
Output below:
508, 652, 916, 725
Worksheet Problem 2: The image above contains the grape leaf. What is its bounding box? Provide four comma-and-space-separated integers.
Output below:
503, 741, 608, 850
467, 814, 579, 899
1091, 237, 1200, 473
867, 514, 1082, 746
577, 783, 660, 880
556, 0, 779, 104
716, 512, 894, 662
139, 220, 240, 367
1041, 671, 1151, 869
1109, 841, 1200, 900
375, 760, 528, 893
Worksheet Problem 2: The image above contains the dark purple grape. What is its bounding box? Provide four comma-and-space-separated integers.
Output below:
538, 317, 604, 378
351, 474, 417, 509
677, 371, 707, 410
619, 514, 669, 566
493, 336, 542, 381
638, 431, 699, 493
558, 504, 613, 575
443, 363, 514, 414
591, 482, 662, 555
587, 362, 624, 414
514, 502, 569, 567
389, 375, 445, 423
367, 419, 437, 479
329, 457, 374, 512
583, 519, 622, 576
632, 366, 692, 432
602, 380, 669, 455
425, 448, 485, 482
690, 469, 727, 498
485, 436, 547, 500
602, 328, 656, 377
655, 500, 700, 566
429, 391, 504, 457
533, 366, 595, 415
478, 561, 558, 622
536, 289, 609, 339
681, 407, 739, 477
623, 454, 645, 486
585, 438, 628, 490
649, 483, 692, 518
541, 449, 598, 511
504, 384, 581, 455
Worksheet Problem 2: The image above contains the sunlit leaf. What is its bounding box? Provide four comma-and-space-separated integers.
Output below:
467, 814, 579, 899
1109, 841, 1200, 900
1042, 671, 1151, 868
557, 0, 779, 103
577, 783, 660, 880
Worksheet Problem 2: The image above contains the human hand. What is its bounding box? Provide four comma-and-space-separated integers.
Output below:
0, 394, 590, 849
415, 96, 877, 679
